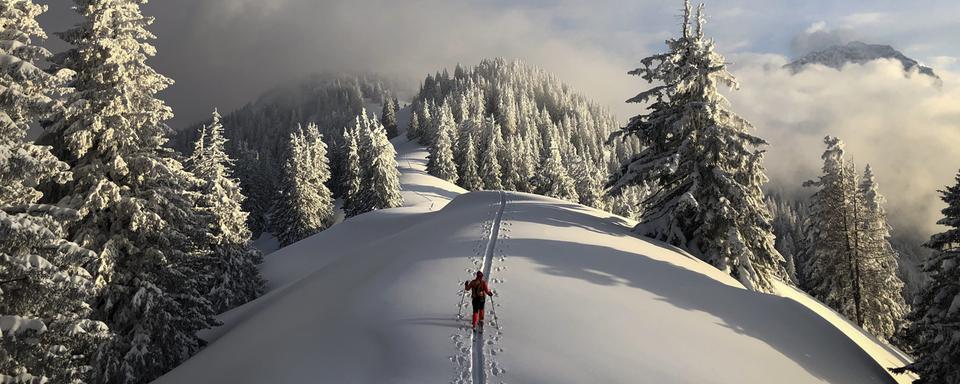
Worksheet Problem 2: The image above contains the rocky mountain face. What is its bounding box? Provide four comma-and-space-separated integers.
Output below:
785, 41, 939, 80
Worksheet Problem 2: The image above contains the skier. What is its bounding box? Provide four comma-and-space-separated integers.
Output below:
464, 271, 494, 331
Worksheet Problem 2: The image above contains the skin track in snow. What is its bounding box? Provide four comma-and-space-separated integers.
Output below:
469, 191, 506, 384
155, 136, 914, 384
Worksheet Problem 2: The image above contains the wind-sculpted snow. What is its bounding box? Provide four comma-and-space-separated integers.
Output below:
155, 138, 914, 384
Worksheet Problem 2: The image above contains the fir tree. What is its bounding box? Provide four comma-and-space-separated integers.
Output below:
459, 133, 483, 191
40, 1, 218, 381
606, 0, 786, 292
188, 110, 264, 313
272, 124, 334, 246
893, 169, 960, 383
0, 2, 108, 381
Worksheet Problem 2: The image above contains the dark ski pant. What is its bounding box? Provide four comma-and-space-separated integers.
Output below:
471, 296, 486, 327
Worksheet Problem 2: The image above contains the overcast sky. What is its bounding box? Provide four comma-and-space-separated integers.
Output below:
35, 0, 960, 238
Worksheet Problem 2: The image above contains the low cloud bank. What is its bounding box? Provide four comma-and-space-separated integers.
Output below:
726, 54, 960, 238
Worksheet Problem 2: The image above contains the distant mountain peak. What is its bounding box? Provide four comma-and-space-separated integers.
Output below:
785, 41, 939, 80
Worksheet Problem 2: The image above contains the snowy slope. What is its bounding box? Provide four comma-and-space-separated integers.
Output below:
156, 137, 914, 384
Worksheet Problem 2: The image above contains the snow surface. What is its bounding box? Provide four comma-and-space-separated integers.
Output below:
157, 135, 914, 383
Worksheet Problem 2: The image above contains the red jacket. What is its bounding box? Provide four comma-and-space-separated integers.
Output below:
465, 278, 493, 298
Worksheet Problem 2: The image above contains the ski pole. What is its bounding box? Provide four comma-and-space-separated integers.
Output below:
456, 282, 467, 320
488, 294, 501, 329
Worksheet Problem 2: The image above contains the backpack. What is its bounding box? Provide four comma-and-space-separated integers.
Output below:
469, 279, 486, 298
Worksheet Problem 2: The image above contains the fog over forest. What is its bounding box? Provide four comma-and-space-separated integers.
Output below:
36, 0, 960, 238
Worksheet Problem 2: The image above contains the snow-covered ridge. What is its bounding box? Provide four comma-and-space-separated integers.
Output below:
785, 41, 939, 80
154, 137, 915, 384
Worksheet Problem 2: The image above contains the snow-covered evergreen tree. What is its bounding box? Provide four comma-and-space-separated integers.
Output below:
765, 194, 809, 285
480, 117, 503, 190
426, 112, 458, 183
0, 2, 108, 382
0, 0, 70, 208
0, 207, 110, 384
234, 144, 273, 237
381, 95, 399, 139
610, 186, 644, 221
188, 109, 263, 313
341, 126, 363, 218
409, 58, 633, 205
804, 138, 905, 340
40, 1, 219, 381
571, 153, 607, 210
500, 135, 521, 191
535, 139, 578, 202
514, 136, 536, 193
804, 137, 862, 321
356, 110, 403, 213
459, 133, 483, 191
413, 102, 432, 145
272, 124, 334, 246
856, 165, 906, 341
606, 0, 786, 292
893, 169, 960, 382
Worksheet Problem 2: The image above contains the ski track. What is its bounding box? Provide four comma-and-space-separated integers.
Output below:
452, 191, 508, 384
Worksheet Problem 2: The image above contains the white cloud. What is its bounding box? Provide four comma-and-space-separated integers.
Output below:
726, 54, 960, 237
841, 12, 889, 27
790, 21, 857, 56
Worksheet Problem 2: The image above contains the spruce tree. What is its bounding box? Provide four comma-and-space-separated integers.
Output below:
188, 110, 264, 313
515, 136, 535, 193
0, 2, 108, 381
500, 135, 522, 191
234, 145, 272, 238
571, 153, 607, 210
419, 101, 436, 146
426, 115, 458, 183
41, 1, 218, 381
805, 138, 906, 339
407, 108, 421, 141
610, 186, 644, 221
459, 133, 483, 191
804, 137, 860, 321
535, 140, 578, 202
606, 0, 786, 292
893, 169, 960, 382
341, 126, 363, 218
356, 110, 403, 213
480, 118, 503, 190
272, 124, 334, 246
381, 95, 399, 139
766, 194, 808, 285
856, 165, 905, 341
